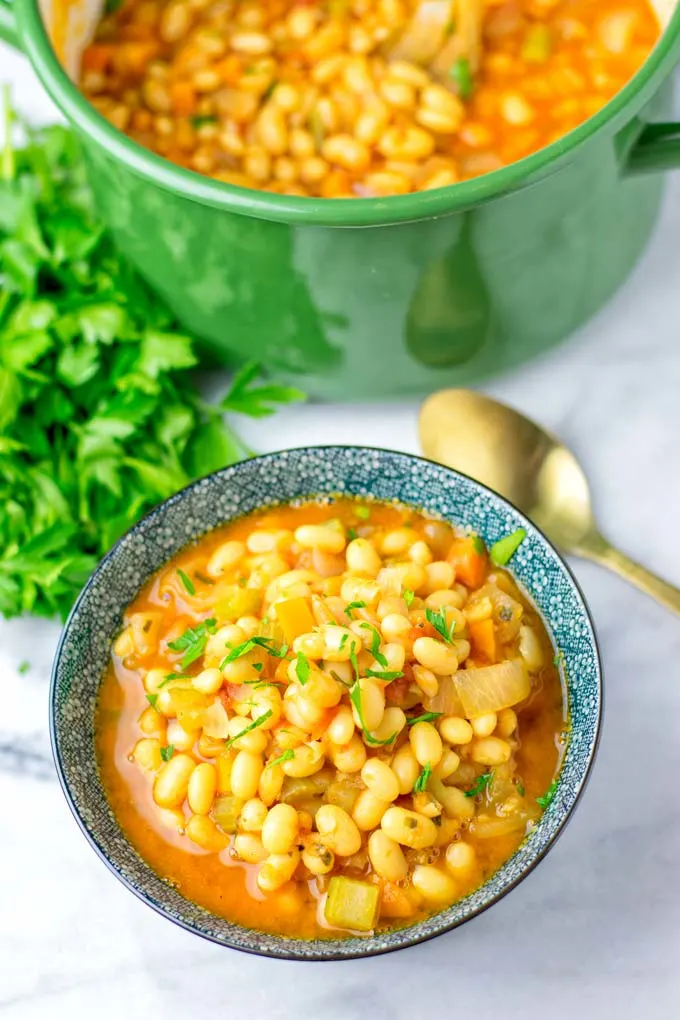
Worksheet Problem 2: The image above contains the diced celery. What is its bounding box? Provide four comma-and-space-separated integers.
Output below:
324, 877, 380, 932
521, 24, 552, 63
214, 586, 263, 622
212, 795, 244, 834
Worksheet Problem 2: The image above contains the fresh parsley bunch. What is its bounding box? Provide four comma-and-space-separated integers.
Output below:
0, 96, 303, 620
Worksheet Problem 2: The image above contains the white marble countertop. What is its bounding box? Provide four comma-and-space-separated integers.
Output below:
2, 41, 680, 1020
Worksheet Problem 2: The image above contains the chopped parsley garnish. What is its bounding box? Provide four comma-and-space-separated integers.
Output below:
262, 80, 278, 103
413, 762, 432, 794
517, 781, 526, 797
347, 527, 358, 541
295, 651, 310, 686
355, 506, 371, 520
225, 709, 273, 748
403, 589, 415, 607
219, 636, 288, 667
349, 681, 396, 746
536, 779, 558, 809
407, 711, 443, 726
553, 651, 565, 670
471, 534, 486, 555
267, 748, 295, 768
489, 528, 527, 567
167, 618, 217, 669
160, 744, 174, 762
339, 632, 349, 651
145, 693, 159, 709
449, 57, 474, 99
365, 668, 403, 682
344, 600, 367, 618
18, 660, 31, 675
425, 606, 456, 644
177, 568, 195, 596
191, 114, 218, 128
158, 672, 192, 687
464, 771, 493, 798
359, 622, 387, 667
253, 662, 263, 672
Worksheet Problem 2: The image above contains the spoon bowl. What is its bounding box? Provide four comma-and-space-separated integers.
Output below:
420, 389, 680, 614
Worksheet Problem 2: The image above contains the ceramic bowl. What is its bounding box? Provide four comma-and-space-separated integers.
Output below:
50, 446, 602, 960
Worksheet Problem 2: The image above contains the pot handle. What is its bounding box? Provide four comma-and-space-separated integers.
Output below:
625, 121, 680, 175
0, 0, 19, 49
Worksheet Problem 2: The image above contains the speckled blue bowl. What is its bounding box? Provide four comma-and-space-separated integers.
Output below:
50, 446, 602, 961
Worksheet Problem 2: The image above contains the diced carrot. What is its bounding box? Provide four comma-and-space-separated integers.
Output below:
468, 618, 496, 663
82, 45, 115, 73
216, 54, 243, 85
115, 41, 161, 74
275, 596, 316, 644
380, 881, 416, 919
447, 537, 488, 589
170, 80, 197, 116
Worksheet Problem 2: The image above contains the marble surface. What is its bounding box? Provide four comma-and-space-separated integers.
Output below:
2, 41, 680, 1020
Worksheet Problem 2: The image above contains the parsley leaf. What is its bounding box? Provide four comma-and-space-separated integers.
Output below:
344, 600, 367, 619
267, 748, 295, 768
190, 114, 218, 129
220, 361, 304, 418
347, 527, 358, 541
471, 534, 486, 555
17, 660, 31, 675
489, 528, 527, 567
160, 744, 175, 762
403, 589, 415, 607
449, 57, 474, 99
407, 711, 443, 726
425, 606, 456, 644
219, 636, 288, 667
464, 771, 493, 798
146, 693, 159, 709
349, 680, 396, 746
167, 618, 217, 669
0, 99, 305, 623
536, 779, 558, 809
159, 672, 192, 686
359, 622, 387, 667
355, 506, 371, 520
225, 709, 273, 747
177, 568, 195, 596
365, 668, 403, 682
517, 781, 526, 797
295, 651, 310, 685
413, 762, 432, 794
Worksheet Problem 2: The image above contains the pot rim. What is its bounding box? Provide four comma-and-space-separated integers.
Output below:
17, 1, 680, 226
50, 444, 603, 961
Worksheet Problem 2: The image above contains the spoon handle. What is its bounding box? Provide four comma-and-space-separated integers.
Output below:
577, 532, 680, 614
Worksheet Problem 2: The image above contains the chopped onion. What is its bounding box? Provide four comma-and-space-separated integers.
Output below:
423, 674, 465, 717
201, 699, 229, 739
456, 660, 530, 716
598, 11, 637, 54
387, 0, 454, 64
468, 812, 529, 839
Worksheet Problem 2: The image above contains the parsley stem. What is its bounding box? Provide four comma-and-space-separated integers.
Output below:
1, 85, 15, 181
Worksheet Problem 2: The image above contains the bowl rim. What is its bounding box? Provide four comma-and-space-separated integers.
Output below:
50, 444, 603, 960
19, 0, 680, 228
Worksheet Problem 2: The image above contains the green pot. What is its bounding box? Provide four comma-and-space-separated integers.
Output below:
3, 0, 680, 398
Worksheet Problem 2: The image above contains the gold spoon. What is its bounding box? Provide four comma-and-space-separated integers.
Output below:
419, 388, 680, 614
